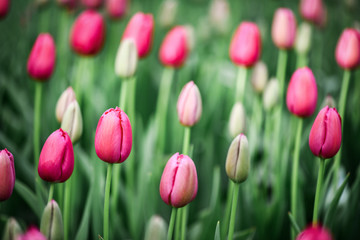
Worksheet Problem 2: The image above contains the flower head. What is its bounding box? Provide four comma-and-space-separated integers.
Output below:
0, 149, 15, 201
177, 81, 202, 127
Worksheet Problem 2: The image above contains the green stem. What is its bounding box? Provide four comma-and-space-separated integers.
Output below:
182, 127, 191, 155
48, 184, 54, 202
104, 164, 113, 240
64, 180, 71, 240
234, 66, 248, 103
290, 118, 303, 240
119, 79, 129, 110
227, 183, 240, 240
168, 208, 177, 240
221, 181, 234, 239
180, 205, 188, 240
175, 208, 182, 240
296, 53, 308, 68
276, 49, 288, 101
34, 82, 42, 172
313, 158, 325, 225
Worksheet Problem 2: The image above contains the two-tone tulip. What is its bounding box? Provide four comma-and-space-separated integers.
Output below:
40, 200, 64, 240
0, 149, 15, 201
251, 61, 268, 93
177, 81, 202, 127
115, 39, 138, 78
158, 0, 178, 28
159, 153, 198, 208
106, 0, 127, 19
296, 225, 333, 240
271, 8, 297, 49
335, 29, 360, 70
81, 0, 102, 8
209, 0, 230, 35
228, 102, 246, 138
61, 100, 83, 143
55, 87, 76, 123
18, 227, 47, 240
144, 215, 167, 240
2, 218, 22, 239
0, 0, 9, 18
263, 78, 280, 111
295, 22, 312, 55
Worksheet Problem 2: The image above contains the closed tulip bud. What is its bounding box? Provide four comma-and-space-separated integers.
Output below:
300, 0, 324, 24
81, 0, 102, 8
271, 8, 297, 49
18, 227, 47, 240
209, 0, 230, 35
70, 10, 105, 56
158, 0, 178, 28
38, 129, 74, 182
251, 61, 268, 93
229, 22, 261, 67
159, 153, 198, 208
2, 218, 22, 240
122, 12, 154, 58
296, 225, 333, 240
286, 67, 318, 118
225, 134, 250, 183
144, 215, 167, 240
335, 29, 360, 70
27, 33, 56, 81
40, 200, 64, 240
0, 149, 15, 202
184, 25, 195, 52
295, 22, 312, 55
115, 39, 138, 78
95, 107, 132, 164
61, 100, 83, 143
177, 81, 202, 127
228, 102, 246, 138
309, 106, 342, 159
314, 6, 327, 28
55, 87, 76, 123
263, 78, 279, 111
106, 0, 127, 19
0, 0, 9, 18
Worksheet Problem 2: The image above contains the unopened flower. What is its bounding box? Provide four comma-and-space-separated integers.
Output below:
0, 149, 15, 201
299, 0, 324, 25
0, 0, 10, 18
335, 28, 360, 70
106, 0, 127, 19
177, 81, 202, 127
81, 0, 102, 8
271, 8, 297, 49
263, 78, 279, 111
115, 39, 138, 78
144, 215, 167, 240
2, 218, 22, 240
61, 100, 83, 143
228, 102, 246, 138
158, 0, 178, 28
55, 87, 76, 123
209, 0, 230, 35
296, 225, 333, 240
18, 227, 47, 240
40, 200, 64, 240
295, 22, 312, 55
251, 61, 268, 93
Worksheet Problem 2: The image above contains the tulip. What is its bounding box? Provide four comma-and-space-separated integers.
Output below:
309, 106, 342, 159
271, 8, 297, 49
299, 0, 324, 24
335, 29, 360, 70
122, 12, 154, 58
18, 227, 47, 240
2, 218, 23, 239
115, 39, 138, 78
56, 0, 76, 9
251, 61, 268, 93
286, 67, 318, 118
144, 215, 167, 240
0, 149, 15, 202
228, 102, 246, 138
38, 129, 74, 182
296, 225, 333, 240
95, 107, 132, 163
229, 22, 261, 67
61, 100, 83, 143
70, 10, 105, 56
81, 0, 102, 8
55, 87, 76, 123
27, 33, 56, 81
0, 0, 9, 18
40, 200, 64, 240
158, 0, 178, 28
159, 153, 198, 208
209, 0, 230, 35
106, 0, 127, 19
263, 78, 279, 111
177, 81, 202, 127
295, 22, 312, 55
159, 26, 189, 68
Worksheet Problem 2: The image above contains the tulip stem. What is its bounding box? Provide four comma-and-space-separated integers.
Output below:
34, 82, 42, 173
119, 79, 129, 110
175, 208, 182, 240
227, 183, 240, 240
296, 53, 308, 68
168, 208, 177, 240
221, 181, 234, 239
104, 164, 113, 240
182, 127, 191, 156
180, 205, 189, 240
234, 66, 248, 103
48, 184, 54, 202
290, 118, 303, 240
276, 49, 288, 101
313, 158, 325, 225
64, 180, 71, 240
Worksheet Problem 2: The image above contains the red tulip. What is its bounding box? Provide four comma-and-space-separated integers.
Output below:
38, 129, 74, 183
0, 149, 15, 201
0, 0, 9, 18
81, 0, 102, 8
70, 10, 105, 56
18, 226, 47, 240
159, 153, 198, 208
271, 8, 297, 49
229, 22, 261, 67
159, 26, 189, 68
177, 81, 202, 127
95, 107, 132, 164
27, 33, 56, 81
122, 12, 154, 58
309, 106, 342, 159
286, 67, 318, 118
335, 29, 360, 70
106, 0, 127, 19
296, 225, 333, 240
299, 0, 324, 24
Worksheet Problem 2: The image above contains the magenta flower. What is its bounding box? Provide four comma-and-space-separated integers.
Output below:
81, 0, 102, 8
299, 0, 324, 24
95, 107, 132, 164
177, 81, 202, 127
335, 28, 360, 70
18, 226, 47, 240
106, 0, 127, 19
0, 149, 15, 201
38, 129, 74, 183
271, 8, 297, 49
0, 0, 9, 18
159, 153, 198, 208
296, 225, 333, 240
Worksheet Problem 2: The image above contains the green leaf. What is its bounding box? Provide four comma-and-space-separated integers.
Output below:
288, 212, 301, 234
74, 187, 93, 240
233, 227, 256, 240
14, 181, 44, 218
214, 221, 220, 240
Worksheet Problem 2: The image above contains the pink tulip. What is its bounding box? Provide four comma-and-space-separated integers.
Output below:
95, 107, 132, 163
106, 0, 128, 19
18, 226, 47, 240
38, 129, 74, 183
0, 149, 15, 201
286, 67, 318, 118
122, 12, 154, 58
0, 0, 9, 18
335, 29, 360, 70
159, 26, 189, 68
159, 153, 198, 208
229, 22, 261, 67
27, 33, 56, 81
81, 0, 102, 8
296, 225, 333, 240
271, 8, 297, 49
177, 81, 202, 127
299, 0, 324, 24
70, 10, 105, 56
309, 106, 342, 159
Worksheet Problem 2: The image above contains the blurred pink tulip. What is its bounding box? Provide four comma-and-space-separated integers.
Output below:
0, 149, 15, 201
300, 0, 324, 24
18, 226, 47, 240
81, 0, 102, 8
0, 0, 9, 18
296, 225, 333, 240
106, 0, 127, 19
57, 0, 76, 9
177, 81, 202, 127
335, 28, 360, 70
271, 8, 297, 49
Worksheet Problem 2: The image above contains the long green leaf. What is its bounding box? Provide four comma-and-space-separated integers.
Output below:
74, 187, 93, 240
214, 221, 220, 240
233, 227, 256, 240
288, 212, 301, 234
15, 181, 43, 218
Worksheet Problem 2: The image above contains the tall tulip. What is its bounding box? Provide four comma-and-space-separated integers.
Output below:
271, 8, 297, 50
0, 149, 15, 201
106, 0, 127, 19
177, 81, 202, 127
299, 0, 324, 25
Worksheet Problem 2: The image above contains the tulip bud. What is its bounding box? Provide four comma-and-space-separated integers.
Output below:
27, 33, 56, 81
115, 39, 138, 78
144, 215, 167, 240
271, 8, 297, 49
38, 129, 74, 183
309, 106, 342, 159
106, 0, 127, 19
299, 0, 324, 24
335, 28, 360, 70
228, 102, 246, 138
229, 22, 261, 67
0, 0, 9, 18
296, 225, 333, 240
40, 200, 64, 240
183, 25, 195, 52
314, 6, 327, 28
61, 100, 83, 143
286, 67, 318, 118
95, 107, 132, 164
263, 78, 279, 111
321, 95, 336, 109
0, 149, 15, 202
122, 12, 154, 58
251, 61, 268, 93
81, 0, 102, 8
295, 22, 312, 55
177, 81, 202, 127
17, 227, 47, 240
57, 0, 76, 9
159, 153, 198, 208
70, 10, 105, 56
55, 87, 76, 123
2, 218, 22, 240
158, 0, 178, 28
209, 0, 230, 35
